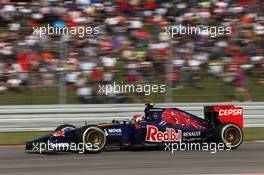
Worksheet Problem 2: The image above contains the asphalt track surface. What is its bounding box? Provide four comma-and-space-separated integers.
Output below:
0, 142, 263, 175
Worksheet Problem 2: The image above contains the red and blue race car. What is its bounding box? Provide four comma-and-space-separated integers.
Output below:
26, 103, 243, 153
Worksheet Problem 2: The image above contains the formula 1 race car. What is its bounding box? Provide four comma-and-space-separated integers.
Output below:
26, 103, 244, 153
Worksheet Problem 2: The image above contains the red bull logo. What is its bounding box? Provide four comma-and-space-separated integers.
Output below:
145, 125, 182, 142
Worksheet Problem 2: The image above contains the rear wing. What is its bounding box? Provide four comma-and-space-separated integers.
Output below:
204, 105, 243, 128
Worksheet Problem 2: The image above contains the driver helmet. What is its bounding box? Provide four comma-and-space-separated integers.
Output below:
132, 114, 144, 122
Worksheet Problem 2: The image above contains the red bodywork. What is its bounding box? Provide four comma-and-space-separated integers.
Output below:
161, 109, 203, 129
213, 105, 244, 128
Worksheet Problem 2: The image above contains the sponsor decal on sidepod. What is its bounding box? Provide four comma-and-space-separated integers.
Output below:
219, 109, 242, 116
183, 131, 201, 137
145, 125, 182, 142
104, 128, 122, 136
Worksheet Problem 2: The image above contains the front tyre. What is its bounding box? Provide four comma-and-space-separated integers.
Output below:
216, 123, 243, 149
81, 126, 106, 153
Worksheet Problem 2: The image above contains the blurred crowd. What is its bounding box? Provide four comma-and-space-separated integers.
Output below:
0, 0, 263, 103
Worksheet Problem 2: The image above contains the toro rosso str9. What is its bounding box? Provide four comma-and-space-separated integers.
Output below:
26, 104, 244, 153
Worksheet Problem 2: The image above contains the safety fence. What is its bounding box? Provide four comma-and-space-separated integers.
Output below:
0, 102, 263, 132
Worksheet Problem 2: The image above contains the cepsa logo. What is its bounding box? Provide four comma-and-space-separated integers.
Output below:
219, 109, 243, 116
145, 125, 182, 142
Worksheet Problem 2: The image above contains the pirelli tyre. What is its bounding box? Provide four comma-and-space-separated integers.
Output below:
216, 123, 243, 149
55, 124, 76, 132
81, 126, 106, 153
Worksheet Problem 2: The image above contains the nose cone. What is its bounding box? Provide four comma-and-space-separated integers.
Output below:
25, 134, 51, 150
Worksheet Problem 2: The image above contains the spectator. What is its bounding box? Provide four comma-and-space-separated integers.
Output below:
7, 75, 22, 92
234, 69, 251, 101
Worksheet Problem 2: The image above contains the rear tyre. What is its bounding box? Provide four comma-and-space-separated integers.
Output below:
55, 124, 76, 132
81, 126, 106, 153
216, 123, 243, 149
